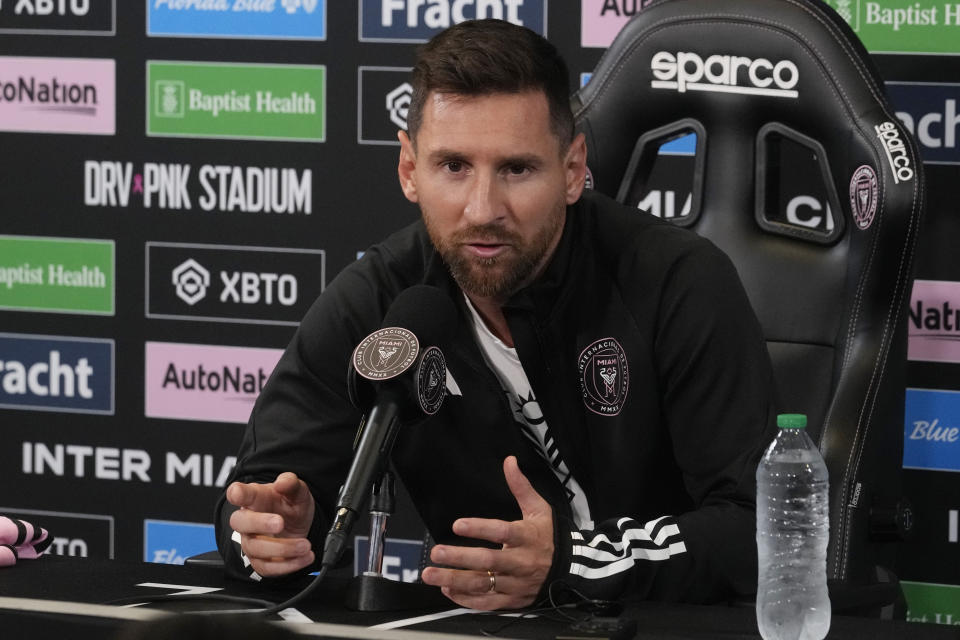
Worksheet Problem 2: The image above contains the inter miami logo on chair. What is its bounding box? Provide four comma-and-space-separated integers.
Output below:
849, 165, 878, 230
578, 337, 630, 416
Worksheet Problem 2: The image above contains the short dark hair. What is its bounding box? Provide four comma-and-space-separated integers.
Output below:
406, 19, 574, 148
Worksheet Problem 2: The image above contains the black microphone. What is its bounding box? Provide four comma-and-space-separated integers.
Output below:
321, 285, 457, 568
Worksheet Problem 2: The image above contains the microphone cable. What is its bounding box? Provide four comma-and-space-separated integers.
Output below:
103, 563, 331, 617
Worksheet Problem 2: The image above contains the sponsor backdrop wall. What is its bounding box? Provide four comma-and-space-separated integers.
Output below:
0, 0, 958, 623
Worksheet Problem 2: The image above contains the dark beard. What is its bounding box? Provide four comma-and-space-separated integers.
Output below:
428, 216, 563, 300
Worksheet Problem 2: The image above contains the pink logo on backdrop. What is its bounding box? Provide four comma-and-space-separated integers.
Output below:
908, 280, 960, 364
581, 0, 650, 48
0, 56, 115, 135
145, 342, 283, 423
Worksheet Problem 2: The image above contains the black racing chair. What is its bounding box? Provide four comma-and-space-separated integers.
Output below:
573, 0, 924, 616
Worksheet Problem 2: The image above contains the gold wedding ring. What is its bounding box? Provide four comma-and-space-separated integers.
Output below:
487, 570, 496, 593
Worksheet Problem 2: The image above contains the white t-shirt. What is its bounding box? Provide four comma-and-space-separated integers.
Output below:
464, 295, 593, 529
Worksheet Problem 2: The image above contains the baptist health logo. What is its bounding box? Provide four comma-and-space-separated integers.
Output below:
832, 0, 854, 22
0, 235, 114, 315
824, 0, 960, 54
146, 61, 326, 143
902, 582, 960, 626
172, 259, 209, 305
154, 80, 184, 118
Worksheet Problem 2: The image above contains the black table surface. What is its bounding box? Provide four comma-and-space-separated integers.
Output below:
1, 557, 958, 639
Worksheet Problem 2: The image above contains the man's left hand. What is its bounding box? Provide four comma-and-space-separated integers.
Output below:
420, 455, 554, 610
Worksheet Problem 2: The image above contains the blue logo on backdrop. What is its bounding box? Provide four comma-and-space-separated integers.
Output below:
148, 0, 327, 40
0, 333, 113, 414
904, 388, 960, 472
360, 0, 547, 42
354, 536, 424, 582
145, 520, 216, 565
887, 82, 960, 165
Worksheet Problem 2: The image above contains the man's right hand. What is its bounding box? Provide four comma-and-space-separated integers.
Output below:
226, 472, 316, 577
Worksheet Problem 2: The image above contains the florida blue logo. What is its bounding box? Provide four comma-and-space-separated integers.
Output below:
148, 0, 326, 40
904, 388, 960, 472
0, 333, 113, 414
144, 520, 216, 565
360, 0, 547, 42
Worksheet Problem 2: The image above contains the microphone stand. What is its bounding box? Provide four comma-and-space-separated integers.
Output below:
344, 469, 450, 611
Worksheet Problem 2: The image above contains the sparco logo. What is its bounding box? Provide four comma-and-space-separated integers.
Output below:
578, 337, 629, 416
875, 121, 914, 184
650, 51, 800, 99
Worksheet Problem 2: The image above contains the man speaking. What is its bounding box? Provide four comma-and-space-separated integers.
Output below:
216, 19, 776, 610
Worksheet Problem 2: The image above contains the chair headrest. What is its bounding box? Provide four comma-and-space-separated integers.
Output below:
574, 0, 921, 241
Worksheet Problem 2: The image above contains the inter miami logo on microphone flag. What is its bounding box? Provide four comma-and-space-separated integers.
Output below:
578, 337, 629, 416
416, 346, 446, 415
352, 327, 419, 381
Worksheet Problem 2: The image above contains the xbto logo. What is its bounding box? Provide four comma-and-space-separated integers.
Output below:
172, 259, 209, 306
171, 259, 298, 308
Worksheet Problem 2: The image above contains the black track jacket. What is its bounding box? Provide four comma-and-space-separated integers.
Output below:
215, 189, 777, 604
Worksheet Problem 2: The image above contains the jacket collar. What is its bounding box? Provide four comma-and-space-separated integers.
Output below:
503, 197, 582, 319
418, 196, 585, 322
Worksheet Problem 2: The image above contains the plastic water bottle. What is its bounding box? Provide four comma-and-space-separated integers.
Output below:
756, 413, 831, 640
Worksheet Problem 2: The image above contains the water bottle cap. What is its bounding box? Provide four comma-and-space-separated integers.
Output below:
777, 413, 807, 429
